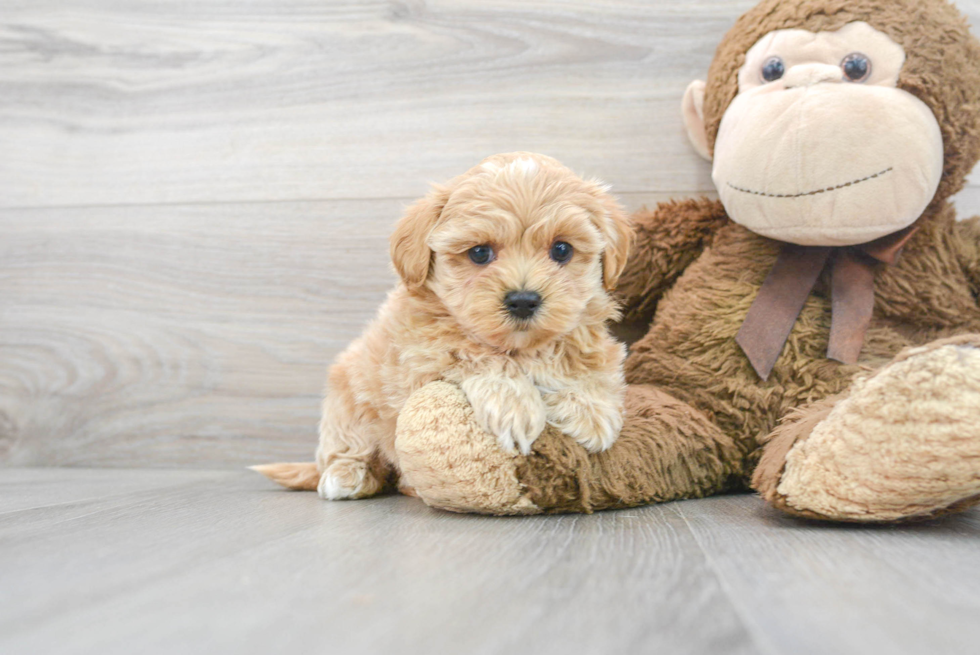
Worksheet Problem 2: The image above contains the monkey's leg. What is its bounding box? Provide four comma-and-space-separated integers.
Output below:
754, 335, 980, 522
394, 381, 741, 515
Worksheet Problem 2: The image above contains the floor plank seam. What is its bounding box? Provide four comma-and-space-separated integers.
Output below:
0, 477, 228, 518
0, 190, 721, 214
0, 476, 238, 530
675, 502, 781, 655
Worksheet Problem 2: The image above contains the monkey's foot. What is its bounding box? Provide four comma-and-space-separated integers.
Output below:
755, 335, 980, 522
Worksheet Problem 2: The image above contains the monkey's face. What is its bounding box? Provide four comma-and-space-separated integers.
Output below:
685, 22, 944, 246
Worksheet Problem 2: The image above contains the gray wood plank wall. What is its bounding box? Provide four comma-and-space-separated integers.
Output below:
3, 1, 980, 467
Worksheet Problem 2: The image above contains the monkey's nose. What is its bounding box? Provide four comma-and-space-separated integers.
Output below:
504, 290, 542, 319
782, 63, 842, 89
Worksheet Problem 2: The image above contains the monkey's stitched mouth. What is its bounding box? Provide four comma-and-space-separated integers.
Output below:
727, 167, 893, 199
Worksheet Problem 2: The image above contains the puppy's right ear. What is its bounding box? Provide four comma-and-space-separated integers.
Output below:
390, 185, 451, 289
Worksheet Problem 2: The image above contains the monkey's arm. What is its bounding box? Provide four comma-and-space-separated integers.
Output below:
613, 198, 729, 341
956, 216, 980, 302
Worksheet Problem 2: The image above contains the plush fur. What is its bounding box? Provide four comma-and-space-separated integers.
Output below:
392, 0, 980, 522
254, 152, 633, 499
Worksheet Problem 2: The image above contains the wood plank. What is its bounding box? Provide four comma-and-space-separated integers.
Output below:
0, 0, 732, 207
0, 468, 225, 514
0, 200, 395, 467
677, 495, 980, 655
0, 468, 758, 655
3, 0, 977, 210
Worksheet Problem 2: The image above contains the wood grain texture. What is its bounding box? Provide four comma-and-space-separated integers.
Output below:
0, 469, 757, 655
0, 0, 734, 207
0, 468, 223, 514
676, 496, 980, 655
2, 469, 978, 655
1, 0, 978, 209
0, 200, 398, 466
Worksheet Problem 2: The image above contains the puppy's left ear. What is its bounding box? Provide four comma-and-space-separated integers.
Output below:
592, 186, 635, 291
390, 184, 452, 289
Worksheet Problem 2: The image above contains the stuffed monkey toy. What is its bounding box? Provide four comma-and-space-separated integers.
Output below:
392, 0, 980, 521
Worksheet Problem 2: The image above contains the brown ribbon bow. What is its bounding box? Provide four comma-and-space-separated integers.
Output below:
736, 226, 918, 380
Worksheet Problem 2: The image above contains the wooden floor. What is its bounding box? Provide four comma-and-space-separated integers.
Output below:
1, 468, 979, 655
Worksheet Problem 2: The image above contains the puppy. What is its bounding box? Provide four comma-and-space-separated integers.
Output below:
254, 152, 634, 500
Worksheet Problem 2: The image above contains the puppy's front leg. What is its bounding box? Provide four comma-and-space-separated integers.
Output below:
460, 374, 547, 455
541, 372, 625, 453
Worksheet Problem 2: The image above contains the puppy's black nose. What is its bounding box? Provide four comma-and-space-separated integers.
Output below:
504, 290, 542, 319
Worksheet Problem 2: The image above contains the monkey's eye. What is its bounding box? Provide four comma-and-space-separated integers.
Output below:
468, 245, 494, 265
761, 56, 785, 82
841, 53, 871, 82
549, 241, 573, 264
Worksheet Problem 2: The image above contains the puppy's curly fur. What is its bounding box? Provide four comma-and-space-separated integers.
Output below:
254, 152, 634, 499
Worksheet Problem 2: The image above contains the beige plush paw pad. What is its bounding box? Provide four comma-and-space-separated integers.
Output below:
395, 381, 541, 515
778, 340, 980, 521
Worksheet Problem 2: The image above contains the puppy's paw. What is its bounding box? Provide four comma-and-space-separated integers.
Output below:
546, 389, 624, 453
318, 459, 383, 500
461, 375, 546, 455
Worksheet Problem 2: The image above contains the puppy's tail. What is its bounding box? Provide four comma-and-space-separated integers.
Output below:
249, 462, 319, 491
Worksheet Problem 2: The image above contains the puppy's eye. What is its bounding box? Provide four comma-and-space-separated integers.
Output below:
549, 241, 573, 264
761, 56, 785, 82
468, 245, 494, 265
841, 53, 871, 82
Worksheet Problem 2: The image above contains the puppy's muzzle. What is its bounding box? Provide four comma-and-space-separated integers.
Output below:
504, 290, 542, 320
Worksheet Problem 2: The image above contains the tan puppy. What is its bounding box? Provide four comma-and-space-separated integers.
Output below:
254, 152, 634, 499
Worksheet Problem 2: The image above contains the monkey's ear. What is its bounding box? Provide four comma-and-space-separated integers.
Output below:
389, 185, 451, 289
682, 80, 711, 161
